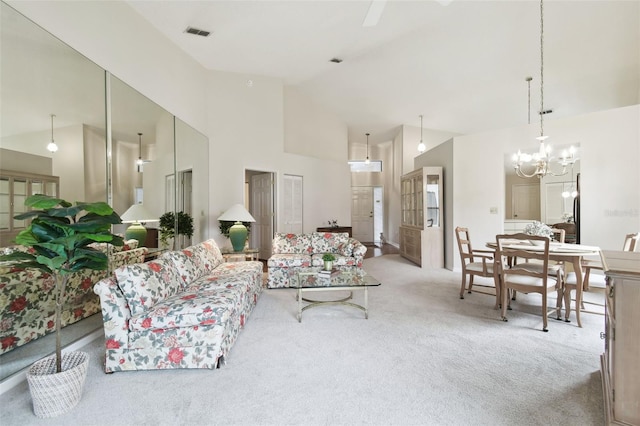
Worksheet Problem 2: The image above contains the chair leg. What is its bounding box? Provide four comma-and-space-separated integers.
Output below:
583, 267, 591, 291
556, 285, 563, 320
563, 285, 572, 322
501, 285, 509, 322
460, 273, 467, 299
468, 276, 474, 294
541, 293, 548, 332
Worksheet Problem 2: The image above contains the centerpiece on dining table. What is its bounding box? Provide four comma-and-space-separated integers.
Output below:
523, 221, 553, 245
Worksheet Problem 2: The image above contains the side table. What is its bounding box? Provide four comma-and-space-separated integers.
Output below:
221, 248, 260, 262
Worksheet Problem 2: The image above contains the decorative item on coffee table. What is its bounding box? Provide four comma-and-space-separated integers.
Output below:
0, 194, 123, 418
322, 253, 335, 271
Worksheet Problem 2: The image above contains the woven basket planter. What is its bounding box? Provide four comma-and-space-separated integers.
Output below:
26, 351, 89, 418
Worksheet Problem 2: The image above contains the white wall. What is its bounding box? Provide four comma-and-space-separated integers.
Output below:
284, 86, 348, 162
11, 1, 353, 249
452, 105, 640, 271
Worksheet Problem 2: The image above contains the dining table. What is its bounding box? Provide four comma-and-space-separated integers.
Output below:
486, 240, 601, 327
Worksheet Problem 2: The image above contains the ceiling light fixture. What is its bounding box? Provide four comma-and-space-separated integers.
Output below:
417, 115, 426, 153
513, 0, 576, 179
365, 133, 370, 165
136, 132, 144, 172
47, 114, 58, 153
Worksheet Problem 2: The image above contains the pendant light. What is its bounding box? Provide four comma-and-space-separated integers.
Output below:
513, 0, 576, 179
136, 132, 144, 171
365, 133, 370, 165
47, 114, 58, 153
417, 115, 425, 153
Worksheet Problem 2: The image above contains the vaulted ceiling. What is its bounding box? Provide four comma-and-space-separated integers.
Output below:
129, 1, 639, 143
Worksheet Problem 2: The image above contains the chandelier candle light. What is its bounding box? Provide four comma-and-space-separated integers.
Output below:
513, 0, 577, 179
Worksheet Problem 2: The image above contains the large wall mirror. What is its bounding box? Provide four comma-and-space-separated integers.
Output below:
504, 144, 581, 239
0, 1, 209, 383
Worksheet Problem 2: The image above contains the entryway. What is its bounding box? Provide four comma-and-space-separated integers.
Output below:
351, 186, 383, 245
245, 170, 276, 260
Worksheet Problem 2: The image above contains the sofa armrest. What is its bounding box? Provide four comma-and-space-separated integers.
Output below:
94, 277, 131, 349
350, 238, 367, 267
109, 247, 148, 270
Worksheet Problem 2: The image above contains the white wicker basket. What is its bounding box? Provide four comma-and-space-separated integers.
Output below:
26, 351, 89, 418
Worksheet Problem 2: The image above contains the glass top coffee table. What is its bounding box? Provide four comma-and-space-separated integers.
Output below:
290, 268, 381, 322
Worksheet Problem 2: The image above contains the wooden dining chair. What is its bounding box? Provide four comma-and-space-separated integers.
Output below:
455, 226, 499, 308
561, 232, 639, 320
495, 233, 562, 332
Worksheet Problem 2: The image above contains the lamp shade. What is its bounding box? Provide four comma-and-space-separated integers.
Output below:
121, 203, 158, 247
121, 203, 157, 224
217, 204, 256, 223
218, 204, 255, 252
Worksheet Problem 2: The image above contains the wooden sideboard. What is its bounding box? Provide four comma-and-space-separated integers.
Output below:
600, 250, 640, 426
316, 226, 352, 237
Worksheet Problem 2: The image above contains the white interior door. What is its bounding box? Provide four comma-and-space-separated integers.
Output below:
352, 186, 374, 242
282, 174, 303, 234
250, 172, 274, 259
511, 184, 540, 220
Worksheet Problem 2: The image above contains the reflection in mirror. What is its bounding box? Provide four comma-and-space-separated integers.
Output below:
504, 144, 580, 233
0, 2, 107, 381
109, 75, 175, 248
175, 119, 209, 248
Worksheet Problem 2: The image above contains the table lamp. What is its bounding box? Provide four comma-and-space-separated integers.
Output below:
218, 204, 256, 252
121, 203, 158, 246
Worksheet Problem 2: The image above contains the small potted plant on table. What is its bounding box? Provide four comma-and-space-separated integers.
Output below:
322, 253, 336, 271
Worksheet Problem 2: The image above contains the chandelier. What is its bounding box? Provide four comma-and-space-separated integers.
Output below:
513, 0, 577, 179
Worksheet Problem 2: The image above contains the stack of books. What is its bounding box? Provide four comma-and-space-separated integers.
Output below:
318, 268, 340, 278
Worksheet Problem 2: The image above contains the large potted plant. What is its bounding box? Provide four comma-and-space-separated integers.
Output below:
159, 211, 194, 249
0, 194, 122, 417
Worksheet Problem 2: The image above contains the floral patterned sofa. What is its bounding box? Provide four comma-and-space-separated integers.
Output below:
0, 240, 146, 355
93, 238, 262, 372
267, 232, 367, 288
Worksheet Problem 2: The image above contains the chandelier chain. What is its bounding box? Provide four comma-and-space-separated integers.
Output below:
539, 0, 544, 138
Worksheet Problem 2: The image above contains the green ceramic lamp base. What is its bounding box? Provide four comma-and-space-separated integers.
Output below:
125, 222, 147, 247
228, 221, 247, 252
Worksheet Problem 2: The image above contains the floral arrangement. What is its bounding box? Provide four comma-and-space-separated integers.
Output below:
524, 221, 553, 238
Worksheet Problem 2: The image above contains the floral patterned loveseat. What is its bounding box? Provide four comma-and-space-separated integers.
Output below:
267, 232, 367, 288
0, 240, 147, 355
93, 238, 262, 372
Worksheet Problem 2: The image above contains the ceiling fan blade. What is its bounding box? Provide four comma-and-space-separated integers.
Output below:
362, 0, 387, 27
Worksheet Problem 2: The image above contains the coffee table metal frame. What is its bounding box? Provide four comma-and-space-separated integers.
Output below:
292, 268, 380, 322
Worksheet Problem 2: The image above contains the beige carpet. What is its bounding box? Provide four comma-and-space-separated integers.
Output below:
0, 254, 605, 425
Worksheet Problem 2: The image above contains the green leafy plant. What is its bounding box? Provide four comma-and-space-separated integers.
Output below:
322, 253, 336, 262
159, 211, 194, 248
218, 220, 251, 238
0, 194, 122, 372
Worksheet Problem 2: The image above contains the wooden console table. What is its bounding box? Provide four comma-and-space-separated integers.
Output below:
316, 226, 352, 237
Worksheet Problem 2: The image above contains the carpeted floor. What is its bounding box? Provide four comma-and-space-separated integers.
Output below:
0, 254, 605, 425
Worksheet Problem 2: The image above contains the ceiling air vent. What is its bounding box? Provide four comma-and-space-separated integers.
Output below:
185, 27, 211, 37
